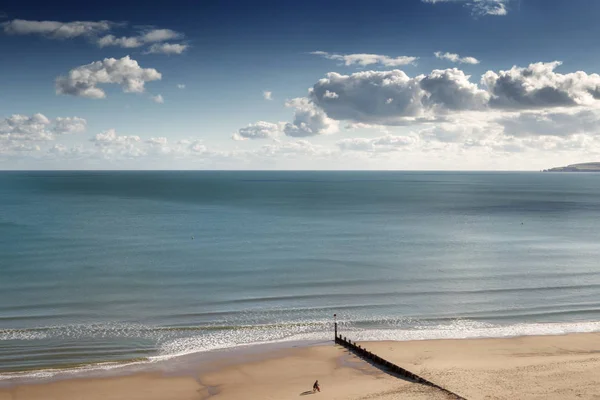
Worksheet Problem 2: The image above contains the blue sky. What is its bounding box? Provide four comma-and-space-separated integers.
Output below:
2, 0, 600, 169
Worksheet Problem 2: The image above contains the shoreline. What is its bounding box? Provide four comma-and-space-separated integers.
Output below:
3, 332, 600, 399
6, 318, 600, 383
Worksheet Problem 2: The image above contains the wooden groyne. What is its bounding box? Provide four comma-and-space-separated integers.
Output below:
333, 319, 467, 400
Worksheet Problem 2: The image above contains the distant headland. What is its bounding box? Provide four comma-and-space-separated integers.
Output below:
543, 162, 600, 172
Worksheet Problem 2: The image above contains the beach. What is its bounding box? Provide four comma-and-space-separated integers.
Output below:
3, 333, 600, 399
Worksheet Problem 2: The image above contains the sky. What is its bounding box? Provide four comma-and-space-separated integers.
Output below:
2, 0, 600, 170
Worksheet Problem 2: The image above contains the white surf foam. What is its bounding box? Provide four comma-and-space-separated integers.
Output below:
4, 319, 600, 382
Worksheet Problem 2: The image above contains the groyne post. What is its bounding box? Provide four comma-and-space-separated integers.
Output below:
334, 313, 337, 339
333, 318, 467, 400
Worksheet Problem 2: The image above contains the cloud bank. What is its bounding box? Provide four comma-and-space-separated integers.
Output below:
2, 19, 188, 55
2, 19, 113, 38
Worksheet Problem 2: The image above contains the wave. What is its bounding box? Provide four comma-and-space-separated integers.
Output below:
4, 317, 600, 381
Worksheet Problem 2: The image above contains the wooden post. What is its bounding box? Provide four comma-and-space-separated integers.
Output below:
334, 313, 337, 340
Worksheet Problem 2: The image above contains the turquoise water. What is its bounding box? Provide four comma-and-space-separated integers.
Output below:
2, 171, 600, 376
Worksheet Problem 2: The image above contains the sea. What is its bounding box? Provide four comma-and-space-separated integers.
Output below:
2, 171, 600, 378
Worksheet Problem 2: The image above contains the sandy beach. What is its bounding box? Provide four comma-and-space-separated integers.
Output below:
3, 333, 600, 400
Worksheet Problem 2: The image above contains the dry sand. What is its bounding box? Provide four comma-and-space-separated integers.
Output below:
3, 333, 600, 400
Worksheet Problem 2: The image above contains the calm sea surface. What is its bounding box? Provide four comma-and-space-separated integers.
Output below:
2, 171, 600, 376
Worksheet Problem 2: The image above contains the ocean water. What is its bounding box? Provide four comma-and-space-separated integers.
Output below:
2, 171, 600, 377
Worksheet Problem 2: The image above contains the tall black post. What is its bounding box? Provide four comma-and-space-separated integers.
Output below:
334, 313, 337, 339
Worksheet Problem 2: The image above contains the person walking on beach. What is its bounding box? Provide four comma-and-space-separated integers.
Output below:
313, 380, 320, 393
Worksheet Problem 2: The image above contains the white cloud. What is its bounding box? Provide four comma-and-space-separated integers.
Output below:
151, 94, 164, 103
97, 28, 183, 49
283, 97, 340, 137
0, 141, 41, 154
177, 84, 186, 89
311, 51, 418, 67
304, 62, 600, 126
1, 19, 188, 55
91, 129, 145, 158
187, 140, 208, 153
471, 0, 508, 16
97, 35, 143, 48
482, 61, 600, 109
420, 68, 490, 111
1, 114, 50, 139
337, 134, 418, 152
421, 0, 509, 17
434, 51, 480, 65
55, 56, 162, 99
92, 128, 140, 146
323, 90, 339, 99
0, 114, 86, 140
263, 90, 273, 100
310, 69, 488, 124
145, 43, 188, 55
0, 114, 86, 154
234, 121, 281, 140
139, 29, 181, 43
53, 117, 87, 134
1, 19, 113, 38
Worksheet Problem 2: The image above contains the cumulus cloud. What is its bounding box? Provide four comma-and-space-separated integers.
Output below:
420, 68, 489, 111
55, 56, 161, 99
177, 84, 186, 89
482, 61, 600, 109
303, 62, 600, 126
145, 43, 188, 55
283, 98, 340, 137
151, 94, 164, 103
422, 0, 509, 17
323, 90, 339, 99
233, 121, 281, 140
311, 51, 418, 67
1, 19, 113, 38
0, 113, 52, 141
90, 129, 146, 158
434, 51, 479, 64
0, 114, 86, 140
0, 114, 86, 154
263, 90, 273, 100
337, 134, 418, 152
92, 128, 140, 146
53, 117, 87, 134
310, 69, 488, 124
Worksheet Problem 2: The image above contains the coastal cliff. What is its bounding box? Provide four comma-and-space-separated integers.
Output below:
544, 162, 600, 172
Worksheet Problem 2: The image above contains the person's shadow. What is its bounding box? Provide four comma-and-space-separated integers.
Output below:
299, 390, 314, 396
